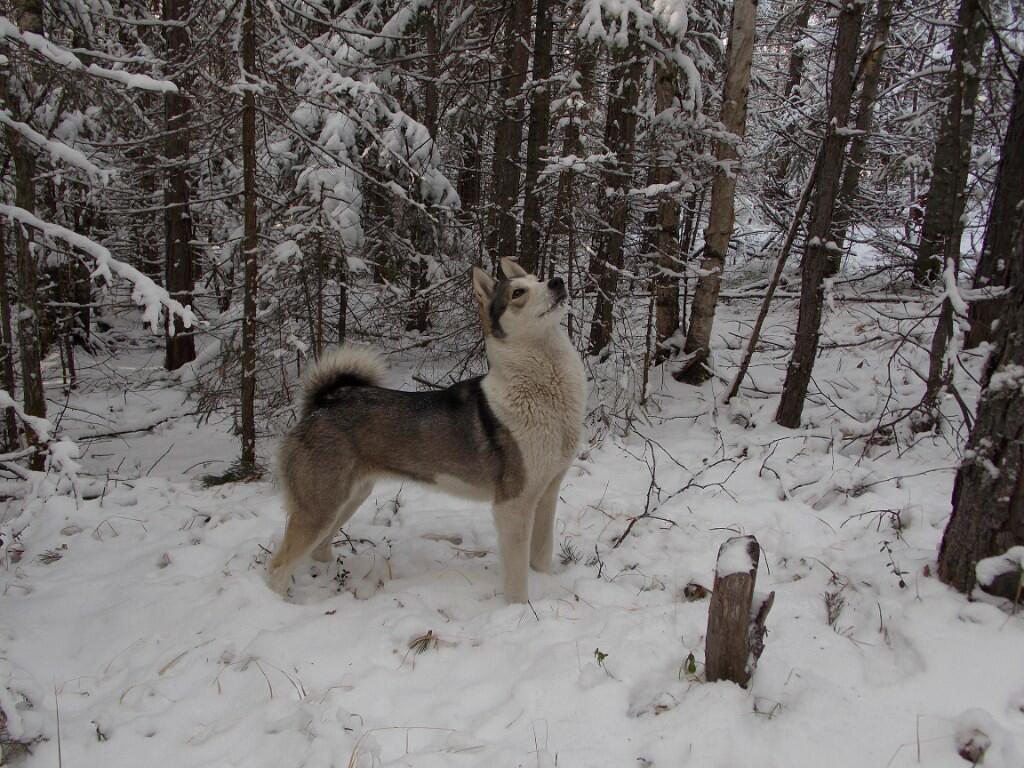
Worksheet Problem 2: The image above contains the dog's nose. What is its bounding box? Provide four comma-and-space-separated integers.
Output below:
547, 277, 564, 291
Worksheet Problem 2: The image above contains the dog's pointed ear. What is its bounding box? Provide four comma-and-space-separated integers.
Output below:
500, 258, 528, 279
472, 266, 495, 306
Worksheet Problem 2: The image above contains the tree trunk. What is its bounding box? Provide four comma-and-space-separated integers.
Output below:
937, 214, 1024, 593
406, 10, 440, 333
0, 222, 18, 450
163, 0, 197, 370
911, 0, 989, 428
518, 0, 553, 275
776, 0, 864, 428
337, 247, 348, 344
725, 138, 827, 404
240, 0, 258, 470
586, 41, 644, 357
57, 260, 77, 392
965, 56, 1024, 348
457, 124, 482, 227
770, 0, 815, 189
486, 0, 532, 265
829, 0, 896, 275
550, 39, 596, 341
911, 0, 987, 285
2, 0, 46, 469
648, 62, 682, 364
782, 0, 815, 101
674, 0, 757, 382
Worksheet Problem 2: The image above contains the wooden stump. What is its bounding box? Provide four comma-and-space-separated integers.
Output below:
705, 535, 774, 687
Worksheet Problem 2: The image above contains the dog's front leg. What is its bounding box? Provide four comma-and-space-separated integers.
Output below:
492, 497, 535, 603
530, 471, 566, 573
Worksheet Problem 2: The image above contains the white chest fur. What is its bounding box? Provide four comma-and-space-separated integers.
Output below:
482, 334, 587, 469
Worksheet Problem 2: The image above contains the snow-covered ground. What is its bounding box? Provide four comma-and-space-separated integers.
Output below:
3, 294, 1023, 768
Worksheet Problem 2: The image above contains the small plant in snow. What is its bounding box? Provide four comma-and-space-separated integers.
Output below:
334, 557, 351, 592
408, 630, 439, 655
559, 539, 581, 565
683, 652, 697, 676
880, 540, 908, 589
37, 547, 65, 565
200, 461, 264, 487
824, 586, 846, 629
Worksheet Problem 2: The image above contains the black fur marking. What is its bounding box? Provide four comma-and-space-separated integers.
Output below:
307, 372, 376, 413
469, 377, 499, 446
489, 280, 511, 339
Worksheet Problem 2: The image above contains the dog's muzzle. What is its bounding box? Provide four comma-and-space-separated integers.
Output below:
548, 276, 566, 302
541, 277, 567, 316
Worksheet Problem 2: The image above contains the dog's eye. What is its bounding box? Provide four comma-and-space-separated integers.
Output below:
512, 288, 526, 299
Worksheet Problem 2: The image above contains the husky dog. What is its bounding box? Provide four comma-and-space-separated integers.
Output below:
268, 259, 586, 603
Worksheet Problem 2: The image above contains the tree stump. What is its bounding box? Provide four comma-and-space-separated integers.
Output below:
705, 535, 774, 687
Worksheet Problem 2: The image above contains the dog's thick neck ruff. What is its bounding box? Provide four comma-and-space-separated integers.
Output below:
474, 261, 586, 459
481, 333, 585, 458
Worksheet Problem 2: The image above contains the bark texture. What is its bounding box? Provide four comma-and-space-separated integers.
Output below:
163, 0, 197, 370
587, 41, 643, 357
675, 0, 757, 382
550, 41, 596, 340
487, 0, 532, 265
775, 0, 864, 428
705, 536, 774, 687
2, 0, 46, 468
830, 0, 896, 274
938, 215, 1024, 593
0, 223, 17, 449
911, 0, 987, 285
240, 0, 259, 469
519, 0, 554, 275
911, 0, 988, 428
405, 11, 440, 333
770, 0, 815, 188
965, 56, 1024, 348
649, 62, 682, 364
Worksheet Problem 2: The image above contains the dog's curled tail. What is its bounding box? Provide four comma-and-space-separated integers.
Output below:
300, 345, 387, 416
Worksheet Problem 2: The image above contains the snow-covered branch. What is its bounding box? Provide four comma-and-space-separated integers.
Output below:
0, 110, 113, 182
0, 17, 178, 93
0, 205, 196, 332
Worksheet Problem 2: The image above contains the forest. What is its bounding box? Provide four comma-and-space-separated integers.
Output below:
1, 0, 1023, 765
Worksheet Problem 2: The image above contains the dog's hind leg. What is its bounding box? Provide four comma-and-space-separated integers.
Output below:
492, 496, 537, 603
268, 480, 354, 595
530, 471, 565, 573
311, 480, 374, 562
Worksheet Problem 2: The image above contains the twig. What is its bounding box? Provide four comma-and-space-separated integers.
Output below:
411, 375, 445, 390
76, 411, 200, 442
724, 134, 827, 404
146, 443, 175, 476
55, 685, 63, 768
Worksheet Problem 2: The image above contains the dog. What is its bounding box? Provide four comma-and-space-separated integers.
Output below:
268, 259, 587, 603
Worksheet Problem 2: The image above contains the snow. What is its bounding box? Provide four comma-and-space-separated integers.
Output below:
3, 299, 1024, 768
0, 110, 112, 182
987, 364, 1024, 394
943, 257, 970, 318
0, 389, 53, 443
0, 204, 195, 332
976, 547, 1024, 590
0, 19, 178, 93
714, 536, 755, 577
